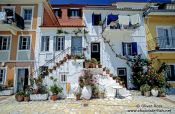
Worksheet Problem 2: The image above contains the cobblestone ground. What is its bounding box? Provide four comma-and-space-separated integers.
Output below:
0, 94, 175, 114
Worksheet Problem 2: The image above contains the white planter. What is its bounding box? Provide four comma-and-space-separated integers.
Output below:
151, 89, 158, 97
0, 89, 14, 96
81, 85, 92, 100
30, 94, 48, 101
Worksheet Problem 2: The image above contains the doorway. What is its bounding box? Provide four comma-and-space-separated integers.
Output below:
15, 68, 29, 92
91, 43, 100, 62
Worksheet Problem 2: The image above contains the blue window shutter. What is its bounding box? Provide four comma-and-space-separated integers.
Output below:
132, 42, 137, 56
122, 42, 126, 56
92, 13, 94, 25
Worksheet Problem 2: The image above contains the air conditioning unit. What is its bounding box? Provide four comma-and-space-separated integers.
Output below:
0, 12, 6, 21
1, 62, 5, 67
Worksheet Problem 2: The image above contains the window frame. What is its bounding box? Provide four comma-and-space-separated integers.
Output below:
166, 65, 175, 81
92, 14, 101, 26
18, 35, 31, 50
0, 67, 6, 85
68, 8, 82, 17
0, 35, 11, 51
21, 6, 34, 30
117, 68, 127, 77
54, 36, 65, 51
53, 8, 61, 17
123, 43, 132, 56
2, 6, 15, 18
60, 74, 67, 83
41, 36, 50, 52
91, 43, 99, 53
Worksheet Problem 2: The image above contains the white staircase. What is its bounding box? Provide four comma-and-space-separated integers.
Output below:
97, 71, 131, 99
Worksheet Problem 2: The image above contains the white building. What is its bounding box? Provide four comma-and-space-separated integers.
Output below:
34, 2, 148, 97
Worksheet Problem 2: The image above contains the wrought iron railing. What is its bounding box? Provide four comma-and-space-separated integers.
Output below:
148, 37, 175, 51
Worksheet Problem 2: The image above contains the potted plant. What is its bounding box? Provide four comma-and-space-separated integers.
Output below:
140, 84, 151, 97
15, 91, 25, 102
84, 60, 90, 68
50, 84, 63, 101
91, 58, 98, 68
24, 93, 30, 102
106, 69, 110, 74
48, 69, 53, 73
151, 87, 159, 97
53, 66, 57, 70
75, 92, 81, 100
158, 88, 166, 97
29, 76, 48, 101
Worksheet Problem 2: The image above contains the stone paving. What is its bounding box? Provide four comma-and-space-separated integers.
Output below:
0, 94, 175, 114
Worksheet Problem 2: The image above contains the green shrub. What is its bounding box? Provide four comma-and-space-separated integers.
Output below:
140, 84, 151, 93
50, 84, 63, 95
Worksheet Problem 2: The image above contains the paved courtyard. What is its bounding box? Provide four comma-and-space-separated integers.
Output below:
0, 94, 175, 114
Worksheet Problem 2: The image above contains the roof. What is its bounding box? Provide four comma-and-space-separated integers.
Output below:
49, 0, 172, 5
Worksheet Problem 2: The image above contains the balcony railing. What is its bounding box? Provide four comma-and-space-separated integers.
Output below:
148, 37, 175, 51
0, 11, 24, 30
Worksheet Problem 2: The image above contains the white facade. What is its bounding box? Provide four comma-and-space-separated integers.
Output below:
35, 3, 148, 97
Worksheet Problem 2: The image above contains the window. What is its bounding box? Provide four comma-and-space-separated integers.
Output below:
92, 14, 101, 26
39, 66, 48, 76
41, 36, 49, 51
0, 36, 10, 50
68, 9, 82, 17
0, 69, 5, 84
23, 9, 32, 20
92, 43, 99, 53
53, 8, 61, 17
54, 36, 65, 51
157, 27, 175, 48
19, 36, 30, 50
117, 68, 127, 76
122, 42, 137, 56
60, 74, 67, 83
166, 65, 175, 81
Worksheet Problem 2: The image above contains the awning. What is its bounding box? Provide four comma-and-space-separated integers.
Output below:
107, 14, 118, 25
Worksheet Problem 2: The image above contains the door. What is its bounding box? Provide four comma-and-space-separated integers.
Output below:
71, 36, 82, 56
16, 68, 29, 92
91, 43, 100, 62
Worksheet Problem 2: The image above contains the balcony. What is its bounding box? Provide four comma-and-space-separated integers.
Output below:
102, 14, 141, 38
143, 4, 175, 16
148, 37, 175, 52
0, 11, 24, 35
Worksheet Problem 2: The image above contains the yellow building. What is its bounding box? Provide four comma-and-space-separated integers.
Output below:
145, 3, 175, 94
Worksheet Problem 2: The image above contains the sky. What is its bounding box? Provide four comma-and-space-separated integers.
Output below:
49, 0, 172, 5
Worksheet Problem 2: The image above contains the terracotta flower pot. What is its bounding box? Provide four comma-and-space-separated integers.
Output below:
24, 97, 30, 102
106, 70, 110, 74
15, 95, 24, 102
144, 91, 151, 97
48, 69, 53, 73
51, 95, 58, 101
98, 64, 102, 68
76, 95, 81, 100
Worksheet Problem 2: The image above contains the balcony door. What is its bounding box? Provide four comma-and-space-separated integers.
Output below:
71, 36, 82, 56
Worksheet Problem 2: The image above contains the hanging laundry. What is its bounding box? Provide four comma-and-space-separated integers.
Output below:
130, 14, 140, 25
119, 15, 130, 26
